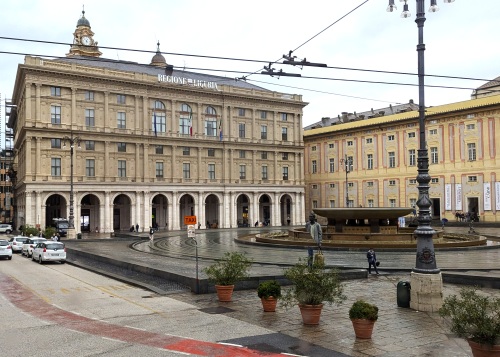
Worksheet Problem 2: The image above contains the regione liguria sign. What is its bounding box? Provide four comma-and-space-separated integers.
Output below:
158, 74, 219, 91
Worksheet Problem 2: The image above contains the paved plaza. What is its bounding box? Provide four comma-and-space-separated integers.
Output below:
63, 224, 500, 356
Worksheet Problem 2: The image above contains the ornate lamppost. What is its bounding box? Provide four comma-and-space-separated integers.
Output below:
387, 0, 454, 312
62, 133, 81, 239
339, 155, 352, 207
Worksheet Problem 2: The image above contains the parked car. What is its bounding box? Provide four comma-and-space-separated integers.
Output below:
21, 238, 47, 258
8, 236, 29, 253
32, 242, 66, 264
0, 240, 13, 260
0, 224, 13, 234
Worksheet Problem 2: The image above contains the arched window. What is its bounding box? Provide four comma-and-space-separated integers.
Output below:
179, 103, 192, 136
152, 100, 166, 135
205, 106, 217, 136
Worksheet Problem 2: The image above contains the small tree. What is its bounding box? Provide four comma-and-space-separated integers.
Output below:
22, 224, 40, 237
43, 226, 56, 239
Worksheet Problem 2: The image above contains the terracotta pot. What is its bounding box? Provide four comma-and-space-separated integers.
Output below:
261, 297, 278, 312
351, 319, 376, 339
468, 340, 500, 357
298, 304, 323, 325
215, 285, 234, 302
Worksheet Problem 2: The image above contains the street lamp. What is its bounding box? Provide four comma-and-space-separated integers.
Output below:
387, 0, 453, 311
62, 132, 81, 238
339, 155, 352, 207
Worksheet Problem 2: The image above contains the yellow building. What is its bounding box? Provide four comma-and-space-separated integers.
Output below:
304, 94, 500, 223
7, 11, 306, 235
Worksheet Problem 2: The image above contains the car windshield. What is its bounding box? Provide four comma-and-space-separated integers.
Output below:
58, 223, 69, 229
13, 237, 28, 243
0, 241, 9, 246
46, 243, 64, 249
33, 239, 46, 244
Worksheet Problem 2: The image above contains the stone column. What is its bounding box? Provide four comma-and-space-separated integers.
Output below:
135, 144, 140, 181
25, 137, 32, 180
143, 191, 150, 231
143, 144, 149, 182
170, 100, 176, 133
35, 191, 42, 226
35, 137, 41, 179
104, 191, 111, 233
252, 150, 257, 183
25, 83, 32, 121
197, 147, 202, 183
171, 145, 177, 182
198, 191, 204, 229
135, 95, 140, 132
142, 96, 148, 134
104, 142, 110, 180
71, 88, 77, 126
104, 92, 109, 130
172, 191, 179, 230
410, 272, 443, 312
35, 84, 41, 123
135, 191, 142, 232
274, 151, 279, 183
253, 192, 259, 224
25, 191, 33, 226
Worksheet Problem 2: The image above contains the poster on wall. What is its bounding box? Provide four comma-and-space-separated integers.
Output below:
484, 182, 491, 211
496, 182, 500, 210
445, 184, 452, 210
455, 184, 462, 211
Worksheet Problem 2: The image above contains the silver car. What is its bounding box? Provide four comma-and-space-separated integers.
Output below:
32, 242, 66, 264
0, 240, 13, 260
8, 236, 29, 253
21, 238, 47, 258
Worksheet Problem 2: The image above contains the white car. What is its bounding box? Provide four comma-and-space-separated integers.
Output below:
32, 242, 66, 264
0, 240, 13, 260
21, 238, 47, 258
0, 224, 13, 234
8, 236, 29, 253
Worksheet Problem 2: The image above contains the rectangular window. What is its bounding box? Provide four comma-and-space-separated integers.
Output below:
117, 94, 126, 104
85, 159, 95, 177
51, 87, 61, 96
312, 200, 318, 208
466, 124, 475, 130
282, 167, 288, 180
117, 112, 126, 129
282, 127, 288, 141
329, 158, 335, 173
156, 145, 163, 154
367, 154, 373, 170
156, 162, 164, 178
117, 143, 126, 152
367, 181, 374, 187
347, 200, 354, 208
468, 175, 477, 182
431, 147, 438, 164
85, 109, 95, 127
389, 180, 396, 186
431, 178, 439, 183
429, 129, 438, 135
348, 182, 354, 188
312, 160, 317, 174
85, 140, 95, 150
51, 158, 61, 176
408, 132, 416, 138
389, 152, 396, 168
311, 146, 317, 151
51, 105, 61, 124
261, 125, 267, 139
262, 166, 268, 180
85, 91, 94, 101
238, 108, 245, 116
389, 199, 396, 207
260, 111, 267, 119
51, 139, 61, 148
239, 150, 246, 158
347, 141, 353, 146
409, 179, 417, 184
205, 119, 217, 136
312, 184, 318, 190
329, 183, 335, 188
329, 143, 334, 148
208, 148, 215, 157
118, 160, 126, 177
154, 113, 166, 134
281, 113, 288, 121
239, 123, 246, 138
239, 165, 246, 179
409, 149, 416, 166
282, 152, 288, 160
179, 116, 190, 135
366, 138, 372, 144
467, 143, 476, 161
388, 135, 395, 141
183, 163, 190, 179
261, 151, 268, 159
183, 147, 190, 156
368, 199, 374, 208
329, 200, 335, 208
208, 164, 215, 179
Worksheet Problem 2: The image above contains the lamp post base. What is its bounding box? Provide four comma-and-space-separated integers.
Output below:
66, 227, 76, 240
409, 271, 443, 312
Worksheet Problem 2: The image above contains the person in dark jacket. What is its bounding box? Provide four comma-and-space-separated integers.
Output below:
367, 248, 379, 275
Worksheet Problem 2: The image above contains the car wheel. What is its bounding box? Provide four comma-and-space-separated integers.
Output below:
6, 230, 11, 234
38, 255, 43, 264
8, 256, 12, 260
60, 260, 65, 264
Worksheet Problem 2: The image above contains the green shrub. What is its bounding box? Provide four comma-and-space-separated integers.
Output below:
257, 280, 282, 299
203, 252, 252, 286
349, 300, 379, 321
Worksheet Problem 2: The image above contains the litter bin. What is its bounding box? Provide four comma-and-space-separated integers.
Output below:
77, 233, 82, 239
397, 281, 411, 308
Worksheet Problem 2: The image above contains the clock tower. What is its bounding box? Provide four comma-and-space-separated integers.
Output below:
66, 10, 102, 58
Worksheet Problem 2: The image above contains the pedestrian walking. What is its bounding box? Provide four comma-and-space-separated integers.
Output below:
149, 226, 154, 242
366, 248, 379, 275
135, 223, 139, 233
51, 232, 58, 241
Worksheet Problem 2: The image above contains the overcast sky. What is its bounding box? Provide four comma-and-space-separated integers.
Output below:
1, 0, 499, 139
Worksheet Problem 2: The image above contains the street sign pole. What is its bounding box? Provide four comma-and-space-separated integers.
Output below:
187, 224, 199, 293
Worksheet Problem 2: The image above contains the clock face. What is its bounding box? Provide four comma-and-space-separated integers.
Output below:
82, 36, 91, 46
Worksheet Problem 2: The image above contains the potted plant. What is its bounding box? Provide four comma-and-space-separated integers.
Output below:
349, 299, 379, 339
203, 251, 252, 302
439, 286, 500, 356
257, 280, 282, 312
280, 258, 346, 325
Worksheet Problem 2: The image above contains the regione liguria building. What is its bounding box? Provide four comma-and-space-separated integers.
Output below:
7, 11, 306, 235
